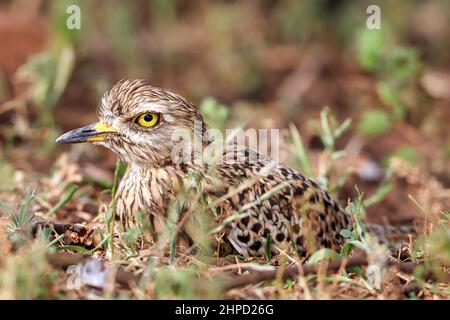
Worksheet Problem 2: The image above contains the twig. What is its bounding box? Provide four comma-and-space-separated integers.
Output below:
30, 214, 87, 239
45, 249, 448, 292
28, 213, 448, 292
223, 252, 364, 290
221, 251, 449, 290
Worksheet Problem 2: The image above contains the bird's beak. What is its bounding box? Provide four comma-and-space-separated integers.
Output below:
56, 122, 117, 144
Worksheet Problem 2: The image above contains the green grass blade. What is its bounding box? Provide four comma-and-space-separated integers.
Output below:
47, 185, 78, 216
289, 124, 314, 178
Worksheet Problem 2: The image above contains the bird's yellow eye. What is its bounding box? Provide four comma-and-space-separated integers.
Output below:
134, 112, 160, 128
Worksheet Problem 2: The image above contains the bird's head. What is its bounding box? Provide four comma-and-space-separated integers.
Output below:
56, 79, 208, 166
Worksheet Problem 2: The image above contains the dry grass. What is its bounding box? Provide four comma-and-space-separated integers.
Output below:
0, 114, 448, 300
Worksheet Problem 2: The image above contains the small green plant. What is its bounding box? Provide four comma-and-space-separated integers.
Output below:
289, 124, 314, 178
357, 109, 392, 136
0, 194, 60, 298
340, 188, 370, 257
47, 184, 78, 216
200, 97, 230, 132
412, 208, 450, 281
312, 108, 352, 158
385, 146, 419, 165
0, 238, 57, 299
106, 159, 122, 258
290, 108, 352, 190
263, 234, 273, 261
16, 48, 75, 129
354, 22, 422, 137
363, 171, 392, 208
355, 27, 388, 73
2, 190, 36, 248
377, 81, 405, 120
307, 248, 341, 265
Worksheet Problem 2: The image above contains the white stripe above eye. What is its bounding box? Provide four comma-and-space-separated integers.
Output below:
134, 102, 168, 114
132, 103, 175, 123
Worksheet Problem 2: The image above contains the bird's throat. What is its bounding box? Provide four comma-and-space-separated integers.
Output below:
115, 163, 187, 227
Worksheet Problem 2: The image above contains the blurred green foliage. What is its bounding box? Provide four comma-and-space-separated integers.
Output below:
17, 48, 75, 127
0, 161, 15, 192
154, 267, 221, 299
200, 97, 230, 132
391, 146, 419, 163
357, 110, 392, 136
356, 28, 388, 72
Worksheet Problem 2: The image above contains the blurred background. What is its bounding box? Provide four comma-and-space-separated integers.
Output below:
0, 0, 449, 225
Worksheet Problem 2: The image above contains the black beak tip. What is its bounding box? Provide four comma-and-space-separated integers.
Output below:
55, 131, 80, 144
55, 123, 112, 144
55, 133, 69, 144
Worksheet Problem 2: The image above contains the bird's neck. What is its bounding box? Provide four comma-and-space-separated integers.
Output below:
115, 161, 190, 222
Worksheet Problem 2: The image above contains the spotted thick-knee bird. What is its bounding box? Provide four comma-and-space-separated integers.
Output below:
56, 79, 414, 257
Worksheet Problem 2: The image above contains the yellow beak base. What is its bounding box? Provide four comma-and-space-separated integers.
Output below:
56, 122, 117, 144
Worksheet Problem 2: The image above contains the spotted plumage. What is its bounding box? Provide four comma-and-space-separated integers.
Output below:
56, 79, 410, 258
